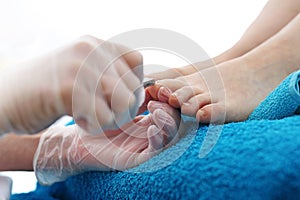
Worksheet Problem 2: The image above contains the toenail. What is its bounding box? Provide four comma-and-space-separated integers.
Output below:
158, 87, 172, 101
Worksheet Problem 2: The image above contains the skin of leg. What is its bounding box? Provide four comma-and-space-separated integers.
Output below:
0, 133, 41, 171
148, 12, 300, 123
232, 0, 300, 59
147, 0, 300, 80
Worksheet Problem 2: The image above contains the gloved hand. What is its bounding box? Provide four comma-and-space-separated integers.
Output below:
34, 101, 181, 185
0, 35, 144, 134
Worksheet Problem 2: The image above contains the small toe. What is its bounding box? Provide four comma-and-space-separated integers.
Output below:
169, 86, 203, 108
155, 79, 187, 91
196, 103, 226, 124
181, 93, 211, 116
157, 87, 173, 103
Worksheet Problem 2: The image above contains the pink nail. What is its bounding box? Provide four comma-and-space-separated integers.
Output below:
158, 87, 172, 102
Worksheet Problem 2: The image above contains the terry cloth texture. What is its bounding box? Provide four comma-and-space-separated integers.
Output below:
249, 70, 300, 120
11, 71, 300, 200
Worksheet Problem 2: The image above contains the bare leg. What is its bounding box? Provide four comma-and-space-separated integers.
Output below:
149, 12, 300, 123
0, 133, 40, 171
227, 0, 300, 61
148, 0, 300, 79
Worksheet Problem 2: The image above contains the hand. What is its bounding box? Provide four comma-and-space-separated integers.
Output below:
33, 101, 181, 185
0, 35, 144, 134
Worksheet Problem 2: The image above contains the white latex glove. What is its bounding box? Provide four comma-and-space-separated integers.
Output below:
34, 101, 181, 186
0, 35, 144, 134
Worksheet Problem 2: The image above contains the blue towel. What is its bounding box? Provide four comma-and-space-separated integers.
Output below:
11, 71, 300, 200
249, 70, 300, 120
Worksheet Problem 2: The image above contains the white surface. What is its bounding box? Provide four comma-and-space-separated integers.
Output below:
0, 172, 35, 194
0, 0, 268, 194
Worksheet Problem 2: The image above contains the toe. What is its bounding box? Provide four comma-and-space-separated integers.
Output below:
155, 79, 187, 91
157, 87, 173, 103
169, 86, 204, 108
196, 103, 226, 124
181, 93, 211, 116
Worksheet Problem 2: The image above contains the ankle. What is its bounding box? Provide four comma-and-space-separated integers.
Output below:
213, 44, 246, 65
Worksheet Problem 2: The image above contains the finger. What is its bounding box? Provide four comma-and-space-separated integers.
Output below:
111, 131, 148, 170
72, 85, 114, 133
119, 115, 152, 139
112, 44, 143, 82
100, 75, 137, 127
134, 125, 164, 166
147, 101, 181, 127
151, 109, 179, 144
114, 58, 142, 92
122, 50, 144, 82
146, 125, 164, 151
106, 41, 144, 82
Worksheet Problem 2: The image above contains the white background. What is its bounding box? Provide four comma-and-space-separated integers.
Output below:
0, 0, 267, 194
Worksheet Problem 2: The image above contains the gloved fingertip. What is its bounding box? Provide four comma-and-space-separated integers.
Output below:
147, 101, 159, 113
147, 125, 163, 151
152, 109, 178, 136
152, 108, 169, 122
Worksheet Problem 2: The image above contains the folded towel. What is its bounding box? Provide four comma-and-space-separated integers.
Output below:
11, 71, 300, 200
249, 70, 300, 120
12, 115, 300, 200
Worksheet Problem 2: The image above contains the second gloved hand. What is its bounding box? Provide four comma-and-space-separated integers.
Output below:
33, 101, 182, 186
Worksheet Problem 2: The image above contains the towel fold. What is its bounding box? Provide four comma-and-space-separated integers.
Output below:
11, 70, 300, 200
249, 70, 300, 120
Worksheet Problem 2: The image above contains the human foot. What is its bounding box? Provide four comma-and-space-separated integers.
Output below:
146, 12, 300, 123
149, 59, 294, 123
